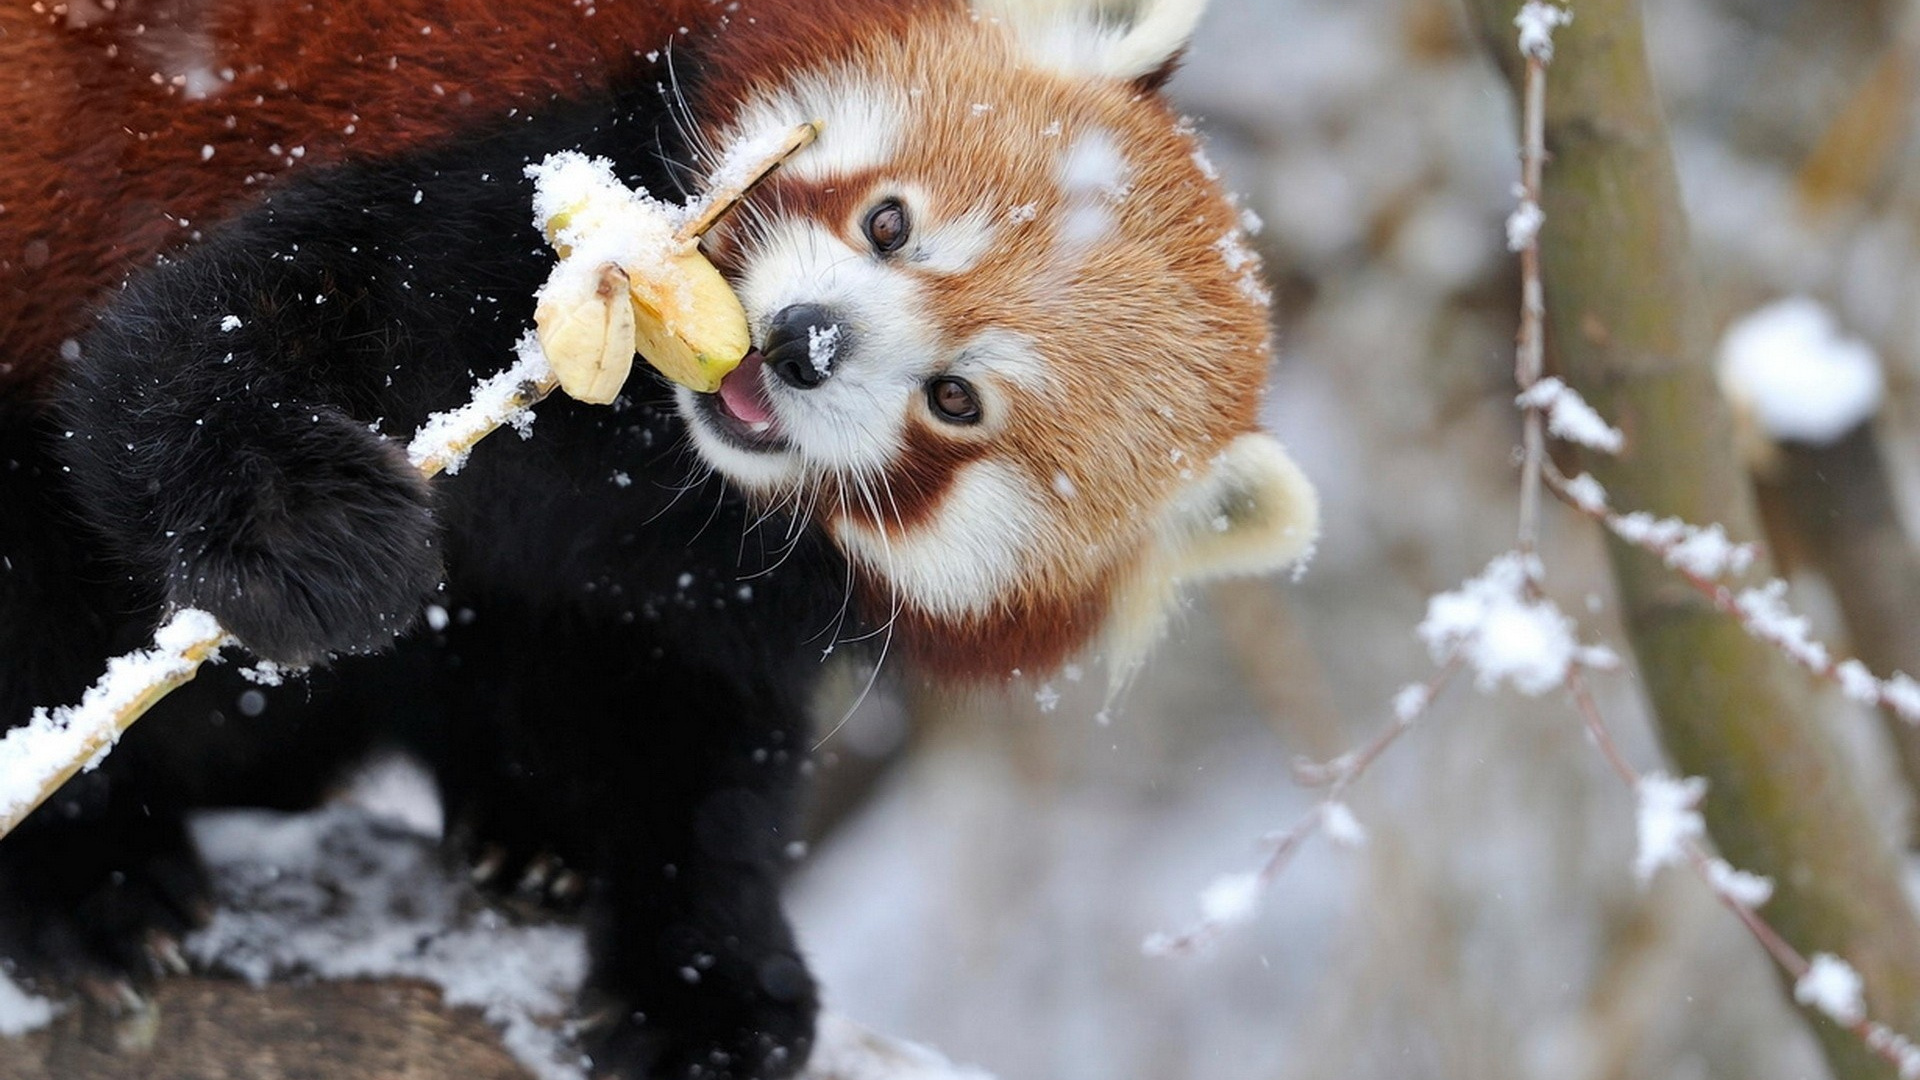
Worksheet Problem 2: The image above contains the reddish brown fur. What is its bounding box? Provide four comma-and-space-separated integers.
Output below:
0, 0, 929, 392
1, 0, 1277, 682
697, 14, 1274, 678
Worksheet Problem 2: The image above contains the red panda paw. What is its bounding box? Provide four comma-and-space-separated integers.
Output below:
154, 408, 445, 667
582, 974, 816, 1080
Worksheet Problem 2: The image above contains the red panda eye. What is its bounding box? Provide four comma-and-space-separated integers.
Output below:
863, 200, 909, 255
926, 377, 981, 425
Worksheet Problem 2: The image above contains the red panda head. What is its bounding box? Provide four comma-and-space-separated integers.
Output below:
679, 0, 1318, 682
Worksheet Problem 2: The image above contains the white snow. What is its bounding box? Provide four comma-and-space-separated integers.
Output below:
1215, 229, 1273, 307
1887, 674, 1920, 724
808, 323, 842, 376
1418, 553, 1578, 695
1196, 871, 1263, 926
1632, 772, 1706, 884
186, 807, 590, 1080
170, 805, 994, 1080
219, 314, 242, 332
0, 968, 57, 1037
1733, 580, 1830, 671
525, 151, 688, 327
1320, 802, 1367, 848
1391, 682, 1431, 723
1505, 199, 1544, 252
1608, 512, 1756, 580
1563, 472, 1608, 513
405, 334, 553, 475
1794, 953, 1866, 1027
0, 609, 226, 825
1515, 376, 1624, 453
1836, 659, 1881, 706
1717, 297, 1885, 445
807, 1015, 997, 1080
701, 122, 806, 203
1702, 857, 1774, 908
1515, 2, 1573, 62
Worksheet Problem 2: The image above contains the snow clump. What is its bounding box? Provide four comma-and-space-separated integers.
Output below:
1417, 553, 1579, 695
1795, 953, 1866, 1026
1717, 297, 1884, 445
1633, 772, 1705, 884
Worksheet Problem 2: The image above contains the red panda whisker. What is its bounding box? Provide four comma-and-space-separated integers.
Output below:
811, 454, 900, 753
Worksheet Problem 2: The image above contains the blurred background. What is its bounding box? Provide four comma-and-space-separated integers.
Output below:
786, 0, 1920, 1076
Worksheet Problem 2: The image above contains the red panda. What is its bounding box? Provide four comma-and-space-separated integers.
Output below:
0, 0, 1316, 1076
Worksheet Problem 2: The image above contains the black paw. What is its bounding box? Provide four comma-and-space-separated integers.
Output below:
585, 975, 816, 1080
0, 812, 211, 988
161, 408, 442, 665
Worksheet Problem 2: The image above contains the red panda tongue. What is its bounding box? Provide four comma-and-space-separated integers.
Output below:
717, 351, 776, 428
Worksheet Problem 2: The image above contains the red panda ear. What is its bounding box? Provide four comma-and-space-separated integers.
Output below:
974, 0, 1210, 83
1132, 46, 1188, 94
1154, 431, 1319, 585
1104, 432, 1319, 675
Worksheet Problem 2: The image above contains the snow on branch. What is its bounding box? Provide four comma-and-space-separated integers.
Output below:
1417, 553, 1616, 695
1797, 954, 1868, 1028
1545, 467, 1920, 723
1718, 297, 1885, 447
1143, 661, 1460, 957
1632, 772, 1706, 884
1514, 1, 1572, 62
1515, 376, 1625, 453
0, 343, 565, 843
405, 335, 557, 477
1156, 4, 1920, 1071
0, 610, 228, 834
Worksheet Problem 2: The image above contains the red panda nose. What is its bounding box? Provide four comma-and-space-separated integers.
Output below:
762, 303, 847, 390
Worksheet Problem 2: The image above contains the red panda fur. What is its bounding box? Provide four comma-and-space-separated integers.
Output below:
0, 0, 928, 393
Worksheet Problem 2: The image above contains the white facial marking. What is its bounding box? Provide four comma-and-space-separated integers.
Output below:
718, 71, 905, 182
731, 219, 940, 476
677, 384, 805, 493
911, 205, 1000, 275
832, 460, 1043, 618
949, 328, 1056, 397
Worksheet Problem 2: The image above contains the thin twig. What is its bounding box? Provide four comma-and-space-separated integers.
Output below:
1564, 669, 1920, 1074
1543, 464, 1920, 722
1145, 657, 1463, 957
1513, 19, 1553, 559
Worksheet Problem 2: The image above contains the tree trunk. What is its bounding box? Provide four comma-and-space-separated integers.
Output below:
1460, 1, 1920, 1075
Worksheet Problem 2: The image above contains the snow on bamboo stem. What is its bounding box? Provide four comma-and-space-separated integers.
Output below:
0, 342, 562, 844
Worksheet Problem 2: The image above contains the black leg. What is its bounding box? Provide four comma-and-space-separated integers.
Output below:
423, 609, 821, 1080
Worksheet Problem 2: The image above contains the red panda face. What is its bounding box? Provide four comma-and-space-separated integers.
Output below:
678, 0, 1318, 681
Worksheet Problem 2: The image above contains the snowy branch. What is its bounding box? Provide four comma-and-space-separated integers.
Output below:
0, 345, 562, 842
1142, 658, 1460, 957
1545, 466, 1920, 724
0, 125, 821, 843
1161, 3, 1920, 1070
